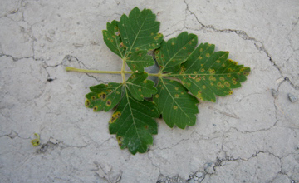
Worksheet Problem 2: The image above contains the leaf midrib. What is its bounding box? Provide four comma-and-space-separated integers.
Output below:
125, 12, 150, 56
160, 78, 193, 122
162, 37, 195, 72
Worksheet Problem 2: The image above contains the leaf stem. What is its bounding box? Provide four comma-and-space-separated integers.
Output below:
121, 58, 127, 83
66, 67, 133, 75
65, 67, 171, 78
147, 72, 169, 77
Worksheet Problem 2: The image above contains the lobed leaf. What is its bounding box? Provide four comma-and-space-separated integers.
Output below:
178, 42, 251, 102
109, 89, 159, 154
102, 7, 164, 72
154, 78, 199, 129
86, 82, 123, 111
155, 32, 198, 73
83, 7, 251, 155
126, 72, 157, 101
125, 51, 155, 72
119, 7, 163, 54
102, 20, 125, 57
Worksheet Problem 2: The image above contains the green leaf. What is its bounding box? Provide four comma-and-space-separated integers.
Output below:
126, 72, 157, 101
75, 7, 251, 155
154, 78, 199, 129
155, 32, 198, 73
102, 20, 125, 57
102, 7, 164, 72
86, 72, 157, 111
119, 7, 163, 54
109, 89, 159, 154
85, 82, 123, 111
125, 51, 155, 72
177, 42, 251, 102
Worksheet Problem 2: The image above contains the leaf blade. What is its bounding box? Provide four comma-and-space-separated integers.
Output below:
109, 89, 159, 154
155, 32, 198, 72
102, 21, 125, 57
86, 82, 123, 111
154, 78, 199, 129
178, 42, 251, 101
119, 7, 163, 54
126, 72, 157, 101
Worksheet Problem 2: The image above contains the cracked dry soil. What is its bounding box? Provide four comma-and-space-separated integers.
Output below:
1, 0, 299, 183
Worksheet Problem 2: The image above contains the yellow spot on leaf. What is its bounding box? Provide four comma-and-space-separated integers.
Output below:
85, 99, 91, 107
198, 56, 203, 60
219, 77, 225, 81
216, 60, 220, 63
91, 96, 96, 100
151, 32, 154, 36
210, 82, 214, 86
228, 91, 233, 95
116, 91, 120, 94
106, 100, 111, 106
228, 68, 233, 72
183, 47, 186, 50
224, 82, 230, 87
206, 53, 210, 57
171, 42, 175, 45
155, 94, 159, 98
196, 77, 201, 82
201, 68, 205, 72
98, 92, 106, 101
208, 68, 215, 74
199, 48, 203, 52
175, 94, 179, 98
173, 106, 178, 110
197, 91, 203, 99
175, 87, 179, 91
93, 106, 98, 111
110, 111, 121, 123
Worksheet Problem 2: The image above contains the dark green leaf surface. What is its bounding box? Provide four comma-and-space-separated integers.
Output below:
126, 72, 157, 101
178, 42, 251, 102
155, 32, 198, 73
154, 78, 199, 129
102, 7, 163, 72
86, 82, 123, 111
119, 7, 163, 54
102, 20, 125, 57
83, 7, 251, 155
109, 89, 159, 154
125, 51, 154, 72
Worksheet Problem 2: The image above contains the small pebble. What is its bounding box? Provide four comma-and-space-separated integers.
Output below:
287, 93, 297, 103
